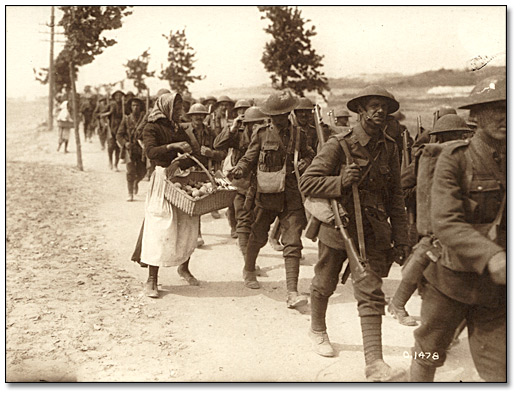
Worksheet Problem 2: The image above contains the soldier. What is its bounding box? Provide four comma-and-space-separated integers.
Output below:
80, 93, 96, 143
299, 86, 410, 381
388, 114, 473, 327
209, 95, 235, 136
410, 76, 506, 382
93, 97, 109, 150
214, 106, 268, 258
335, 108, 351, 127
180, 103, 227, 250
233, 99, 250, 118
117, 97, 147, 202
124, 91, 135, 116
207, 95, 235, 219
294, 97, 318, 152
223, 99, 253, 238
99, 90, 125, 171
228, 91, 314, 308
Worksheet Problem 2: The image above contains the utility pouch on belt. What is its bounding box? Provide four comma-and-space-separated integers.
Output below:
257, 143, 287, 194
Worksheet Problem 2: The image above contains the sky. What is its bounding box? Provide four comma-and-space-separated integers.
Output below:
5, 5, 507, 99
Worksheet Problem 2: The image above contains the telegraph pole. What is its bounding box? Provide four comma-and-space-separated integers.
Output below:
47, 6, 55, 131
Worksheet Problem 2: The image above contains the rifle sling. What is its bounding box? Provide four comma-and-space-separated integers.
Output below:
338, 138, 367, 260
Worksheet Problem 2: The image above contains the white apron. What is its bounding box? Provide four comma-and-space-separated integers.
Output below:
140, 167, 199, 267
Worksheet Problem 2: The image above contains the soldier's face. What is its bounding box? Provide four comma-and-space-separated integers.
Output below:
336, 117, 349, 126
191, 114, 205, 128
295, 110, 309, 126
475, 102, 506, 141
237, 108, 247, 116
131, 102, 140, 115
272, 113, 290, 129
365, 98, 388, 123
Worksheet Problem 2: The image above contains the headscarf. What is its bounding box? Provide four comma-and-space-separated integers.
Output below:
148, 92, 182, 123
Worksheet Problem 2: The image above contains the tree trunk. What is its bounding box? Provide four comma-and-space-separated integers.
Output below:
69, 61, 83, 171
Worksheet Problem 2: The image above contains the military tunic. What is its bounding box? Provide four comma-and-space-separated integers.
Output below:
214, 122, 255, 235
412, 135, 506, 381
235, 122, 315, 263
117, 112, 147, 187
299, 123, 408, 317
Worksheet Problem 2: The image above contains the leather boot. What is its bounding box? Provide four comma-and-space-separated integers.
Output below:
286, 291, 307, 308
127, 180, 134, 202
409, 360, 436, 382
243, 269, 260, 289
308, 329, 334, 357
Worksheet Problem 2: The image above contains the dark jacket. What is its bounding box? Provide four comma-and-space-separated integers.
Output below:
424, 135, 506, 306
181, 123, 226, 163
108, 100, 124, 137
117, 112, 145, 156
235, 122, 315, 212
299, 123, 408, 251
142, 119, 195, 169
214, 123, 255, 194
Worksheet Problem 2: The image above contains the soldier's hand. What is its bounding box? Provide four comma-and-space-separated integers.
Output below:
227, 166, 243, 179
297, 159, 308, 172
341, 163, 361, 187
200, 145, 213, 157
487, 251, 506, 285
396, 244, 411, 265
125, 142, 131, 149
167, 141, 192, 154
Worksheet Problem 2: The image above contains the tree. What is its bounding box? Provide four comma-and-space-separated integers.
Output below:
258, 6, 330, 100
160, 28, 204, 94
58, 6, 132, 171
124, 49, 155, 95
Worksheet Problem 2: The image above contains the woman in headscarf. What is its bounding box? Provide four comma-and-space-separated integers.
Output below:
131, 93, 202, 298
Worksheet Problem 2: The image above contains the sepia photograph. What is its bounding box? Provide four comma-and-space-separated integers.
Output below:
4, 4, 510, 385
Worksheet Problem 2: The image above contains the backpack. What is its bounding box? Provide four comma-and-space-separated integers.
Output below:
416, 141, 465, 236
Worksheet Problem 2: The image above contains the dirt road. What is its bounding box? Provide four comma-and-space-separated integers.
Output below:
5, 99, 481, 382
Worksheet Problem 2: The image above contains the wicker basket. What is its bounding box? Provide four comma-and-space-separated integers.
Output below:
164, 154, 237, 216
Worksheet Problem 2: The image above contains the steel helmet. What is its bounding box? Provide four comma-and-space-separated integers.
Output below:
259, 91, 300, 116
243, 106, 267, 123
111, 90, 124, 100
336, 109, 351, 118
234, 99, 251, 110
295, 97, 314, 110
347, 85, 400, 114
156, 88, 171, 97
436, 106, 457, 118
390, 111, 405, 121
129, 97, 145, 108
466, 116, 478, 128
216, 95, 234, 105
202, 95, 217, 105
429, 114, 472, 135
186, 103, 209, 115
459, 75, 506, 110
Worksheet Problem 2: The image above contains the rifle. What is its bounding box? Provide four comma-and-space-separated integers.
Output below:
146, 88, 150, 113
313, 105, 368, 283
